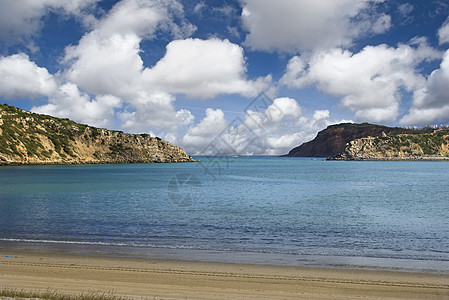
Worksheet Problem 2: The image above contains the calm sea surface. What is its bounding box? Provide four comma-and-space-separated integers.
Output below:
1, 157, 448, 271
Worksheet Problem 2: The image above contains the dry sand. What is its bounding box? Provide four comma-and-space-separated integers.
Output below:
1, 249, 449, 299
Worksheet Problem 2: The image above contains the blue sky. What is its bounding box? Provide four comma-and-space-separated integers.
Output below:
1, 0, 449, 155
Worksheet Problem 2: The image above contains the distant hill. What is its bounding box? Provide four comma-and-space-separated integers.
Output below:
0, 104, 196, 165
331, 129, 449, 160
283, 122, 449, 160
284, 123, 420, 157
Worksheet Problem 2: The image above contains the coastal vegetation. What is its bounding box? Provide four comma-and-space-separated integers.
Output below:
0, 288, 126, 300
285, 122, 449, 160
336, 130, 449, 160
0, 103, 195, 165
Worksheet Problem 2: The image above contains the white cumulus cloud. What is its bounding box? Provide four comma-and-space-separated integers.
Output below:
64, 32, 144, 98
59, 0, 266, 138
401, 50, 449, 125
118, 91, 194, 136
32, 83, 121, 128
181, 97, 342, 155
281, 38, 441, 123
0, 53, 57, 99
182, 108, 229, 151
438, 17, 449, 45
63, 0, 196, 98
39, 0, 197, 134
240, 0, 390, 53
142, 38, 269, 99
0, 0, 99, 47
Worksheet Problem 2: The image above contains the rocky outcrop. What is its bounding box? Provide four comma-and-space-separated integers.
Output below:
330, 130, 449, 160
284, 123, 421, 157
0, 104, 196, 165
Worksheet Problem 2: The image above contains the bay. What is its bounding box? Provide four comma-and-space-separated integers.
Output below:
0, 157, 448, 271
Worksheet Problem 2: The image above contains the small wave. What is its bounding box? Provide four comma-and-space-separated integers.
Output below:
224, 175, 300, 184
0, 238, 128, 247
2, 238, 449, 263
0, 238, 232, 251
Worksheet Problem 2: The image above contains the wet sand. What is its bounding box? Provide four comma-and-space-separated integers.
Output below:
1, 249, 449, 299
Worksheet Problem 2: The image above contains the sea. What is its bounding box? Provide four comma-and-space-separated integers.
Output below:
1, 156, 449, 272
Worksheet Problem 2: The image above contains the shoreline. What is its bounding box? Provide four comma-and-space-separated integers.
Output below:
2, 240, 449, 274
0, 158, 198, 166
1, 248, 449, 299
327, 157, 449, 161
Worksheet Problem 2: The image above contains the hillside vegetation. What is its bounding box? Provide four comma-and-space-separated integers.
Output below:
0, 104, 195, 165
284, 122, 449, 160
332, 130, 449, 160
284, 123, 423, 158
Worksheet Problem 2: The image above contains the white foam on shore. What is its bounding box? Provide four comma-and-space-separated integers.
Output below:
2, 238, 449, 274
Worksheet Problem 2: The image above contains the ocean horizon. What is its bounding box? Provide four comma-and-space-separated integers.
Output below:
1, 156, 448, 272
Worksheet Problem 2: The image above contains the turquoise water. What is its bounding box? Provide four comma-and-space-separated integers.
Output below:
1, 157, 449, 271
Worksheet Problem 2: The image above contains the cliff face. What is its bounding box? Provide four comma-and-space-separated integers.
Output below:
332, 131, 449, 160
0, 104, 196, 165
284, 123, 420, 157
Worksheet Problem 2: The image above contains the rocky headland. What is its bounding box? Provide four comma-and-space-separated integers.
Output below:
0, 104, 196, 165
332, 131, 449, 160
284, 123, 449, 161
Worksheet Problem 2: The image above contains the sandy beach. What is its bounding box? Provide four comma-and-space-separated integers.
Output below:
0, 249, 448, 299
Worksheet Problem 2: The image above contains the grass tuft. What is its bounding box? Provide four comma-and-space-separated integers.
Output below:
0, 287, 130, 300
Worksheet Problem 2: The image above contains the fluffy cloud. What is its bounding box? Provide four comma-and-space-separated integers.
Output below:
0, 0, 271, 150
142, 38, 269, 99
64, 32, 144, 98
92, 0, 195, 39
264, 97, 302, 123
182, 97, 339, 155
60, 0, 268, 138
0, 53, 122, 128
64, 0, 197, 98
282, 39, 441, 123
63, 1, 265, 105
438, 17, 449, 45
401, 50, 449, 125
182, 108, 228, 150
242, 99, 334, 155
240, 0, 390, 53
97, 0, 173, 37
118, 91, 194, 136
0, 0, 98, 46
45, 0, 198, 134
0, 53, 57, 99
0, 0, 275, 151
31, 83, 121, 128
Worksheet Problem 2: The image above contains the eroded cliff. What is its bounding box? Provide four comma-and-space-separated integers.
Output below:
284, 123, 421, 157
331, 130, 449, 160
0, 104, 196, 165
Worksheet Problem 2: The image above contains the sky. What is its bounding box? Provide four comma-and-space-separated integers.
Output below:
1, 0, 449, 155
